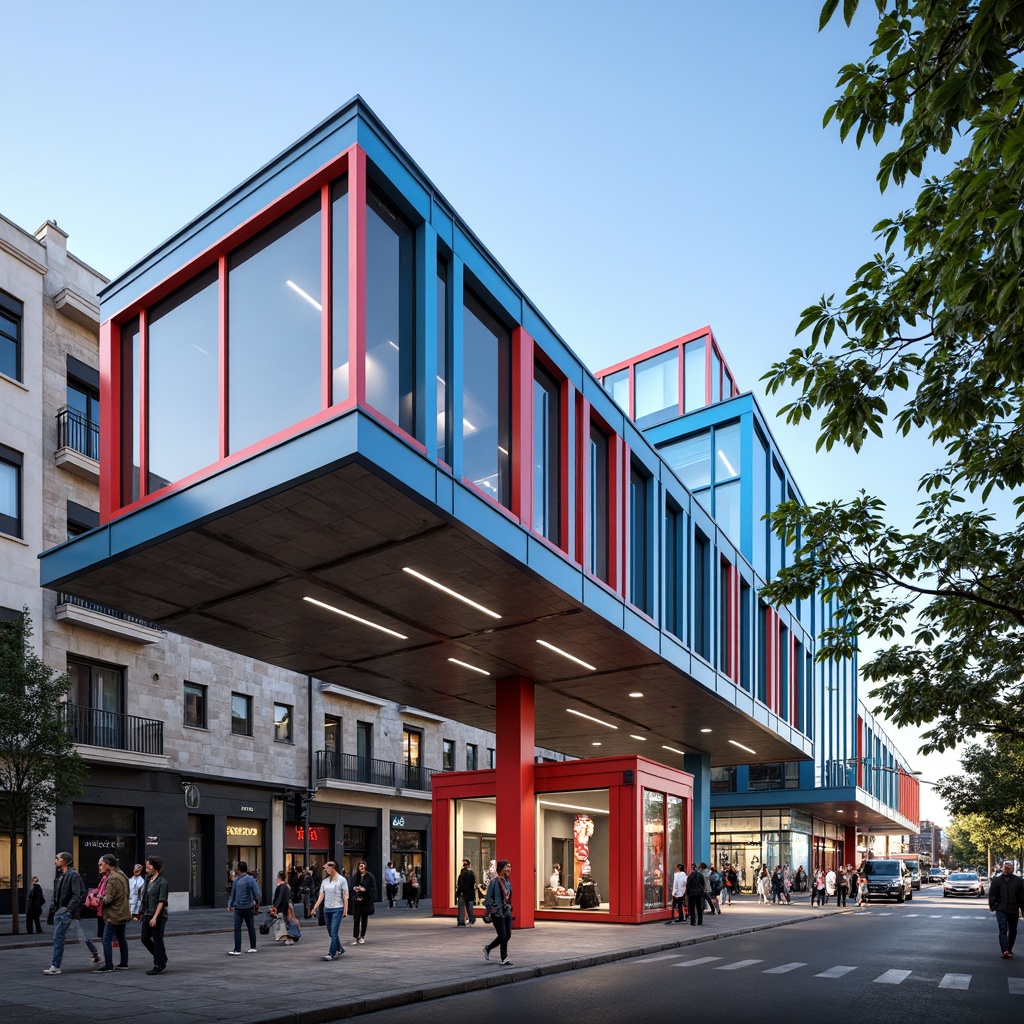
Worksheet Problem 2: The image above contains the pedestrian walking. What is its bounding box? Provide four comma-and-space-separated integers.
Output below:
271, 871, 293, 943
825, 866, 837, 905
26, 876, 45, 933
349, 860, 377, 944
137, 856, 169, 975
756, 865, 771, 904
707, 865, 723, 914
482, 858, 514, 965
686, 862, 706, 926
299, 866, 313, 919
456, 859, 477, 926
227, 860, 261, 955
43, 851, 100, 974
95, 854, 130, 973
310, 860, 348, 961
724, 865, 738, 906
812, 866, 825, 906
855, 861, 870, 906
127, 864, 146, 920
988, 859, 1024, 959
383, 862, 399, 909
794, 865, 807, 893
837, 867, 849, 907
668, 863, 686, 923
409, 867, 421, 908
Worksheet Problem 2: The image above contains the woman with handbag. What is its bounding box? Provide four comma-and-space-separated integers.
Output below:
271, 871, 292, 943
349, 861, 377, 944
482, 859, 514, 966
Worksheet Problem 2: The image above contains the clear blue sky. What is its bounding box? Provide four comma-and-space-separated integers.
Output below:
1, 1, 956, 820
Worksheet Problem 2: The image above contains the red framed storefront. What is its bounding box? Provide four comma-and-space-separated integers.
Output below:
431, 755, 693, 925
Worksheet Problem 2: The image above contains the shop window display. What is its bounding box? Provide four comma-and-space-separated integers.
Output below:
537, 790, 609, 912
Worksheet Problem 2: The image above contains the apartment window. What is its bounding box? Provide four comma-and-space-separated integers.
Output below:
664, 501, 683, 641
693, 529, 711, 660
274, 702, 293, 743
442, 739, 455, 771
68, 658, 124, 748
0, 607, 25, 659
65, 357, 101, 461
629, 461, 651, 614
588, 422, 610, 582
365, 186, 416, 436
0, 444, 23, 538
462, 287, 511, 506
466, 743, 478, 771
324, 715, 341, 754
183, 681, 207, 729
402, 727, 422, 766
634, 348, 679, 422
231, 693, 253, 737
740, 579, 752, 692
0, 289, 22, 382
532, 363, 561, 544
488, 747, 495, 768
357, 721, 373, 763
436, 255, 450, 462
603, 367, 629, 413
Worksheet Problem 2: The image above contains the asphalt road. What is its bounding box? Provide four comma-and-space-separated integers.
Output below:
347, 888, 1022, 1024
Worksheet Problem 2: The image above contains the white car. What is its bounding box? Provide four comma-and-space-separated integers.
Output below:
943, 871, 985, 898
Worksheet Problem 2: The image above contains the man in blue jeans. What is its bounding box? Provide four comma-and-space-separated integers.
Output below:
227, 861, 261, 954
989, 860, 1024, 959
44, 852, 99, 974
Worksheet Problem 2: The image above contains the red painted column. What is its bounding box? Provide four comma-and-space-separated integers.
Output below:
98, 319, 117, 521
349, 145, 367, 407
510, 327, 534, 524
495, 676, 536, 929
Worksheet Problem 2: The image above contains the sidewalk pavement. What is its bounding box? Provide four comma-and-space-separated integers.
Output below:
0, 895, 849, 1024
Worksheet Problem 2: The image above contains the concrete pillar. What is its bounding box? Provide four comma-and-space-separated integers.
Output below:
684, 753, 711, 867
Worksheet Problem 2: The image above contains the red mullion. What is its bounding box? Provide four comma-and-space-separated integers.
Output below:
218, 256, 229, 459
575, 395, 590, 568
677, 341, 685, 416
510, 326, 534, 526
138, 308, 149, 498
320, 182, 332, 409
790, 631, 799, 727
728, 565, 740, 683
99, 320, 118, 521
558, 378, 572, 556
619, 440, 631, 600
349, 146, 367, 407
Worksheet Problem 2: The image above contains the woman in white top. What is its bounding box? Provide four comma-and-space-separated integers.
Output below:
310, 861, 348, 961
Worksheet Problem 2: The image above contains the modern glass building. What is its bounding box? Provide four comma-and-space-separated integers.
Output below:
39, 97, 916, 923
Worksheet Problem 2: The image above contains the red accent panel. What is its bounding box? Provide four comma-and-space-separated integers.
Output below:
218, 256, 229, 459
350, 147, 367, 408
595, 325, 713, 379
510, 327, 534, 525
726, 564, 740, 682
98, 320, 118, 523
790, 631, 799, 726
138, 308, 149, 498
856, 716, 864, 788
495, 676, 535, 930
320, 183, 332, 409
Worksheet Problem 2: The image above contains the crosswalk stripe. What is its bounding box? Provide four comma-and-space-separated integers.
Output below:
763, 962, 807, 974
874, 969, 912, 984
716, 959, 763, 970
1010, 978, 1024, 995
816, 966, 856, 978
674, 957, 722, 968
875, 912, 893, 916
929, 915, 944, 918
939, 974, 970, 990
637, 954, 686, 963
904, 914, 919, 918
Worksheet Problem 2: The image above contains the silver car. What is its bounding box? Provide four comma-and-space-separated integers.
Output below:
943, 871, 985, 898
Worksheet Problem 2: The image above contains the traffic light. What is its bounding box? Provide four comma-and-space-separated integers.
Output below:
284, 790, 303, 822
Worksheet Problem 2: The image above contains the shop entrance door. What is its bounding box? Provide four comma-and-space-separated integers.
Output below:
189, 834, 202, 902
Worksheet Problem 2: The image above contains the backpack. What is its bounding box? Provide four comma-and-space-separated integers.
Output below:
710, 871, 723, 896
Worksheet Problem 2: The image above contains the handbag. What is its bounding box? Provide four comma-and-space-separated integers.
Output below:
85, 888, 103, 911
259, 917, 271, 935
317, 903, 326, 927
482, 909, 492, 924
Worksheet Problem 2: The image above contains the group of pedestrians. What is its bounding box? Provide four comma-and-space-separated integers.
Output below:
42, 852, 169, 977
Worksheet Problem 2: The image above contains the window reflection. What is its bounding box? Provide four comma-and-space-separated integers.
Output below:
603, 367, 629, 413
365, 188, 415, 436
683, 338, 706, 412
436, 257, 449, 463
589, 423, 609, 582
462, 288, 510, 506
635, 349, 678, 421
228, 198, 321, 454
533, 364, 560, 543
331, 176, 349, 404
120, 318, 140, 504
147, 268, 220, 492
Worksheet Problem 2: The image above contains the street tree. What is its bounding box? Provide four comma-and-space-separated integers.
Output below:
761, 0, 1024, 752
0, 614, 87, 934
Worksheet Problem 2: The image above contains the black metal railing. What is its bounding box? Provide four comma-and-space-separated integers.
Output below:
62, 702, 164, 755
315, 751, 436, 792
56, 406, 99, 461
58, 593, 162, 632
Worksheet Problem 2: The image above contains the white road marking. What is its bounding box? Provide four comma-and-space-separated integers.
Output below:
636, 954, 687, 962
763, 962, 807, 974
875, 912, 894, 916
938, 974, 971, 990
1009, 978, 1024, 995
716, 959, 763, 970
674, 957, 722, 968
929, 915, 944, 918
904, 914, 920, 918
816, 966, 857, 978
874, 969, 912, 984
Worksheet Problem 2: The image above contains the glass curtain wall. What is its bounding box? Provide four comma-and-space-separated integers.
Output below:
330, 177, 350, 403
588, 423, 609, 582
634, 348, 678, 421
532, 364, 560, 543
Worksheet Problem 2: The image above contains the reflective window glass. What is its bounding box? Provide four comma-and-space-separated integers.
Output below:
120, 318, 140, 504
771, 462, 785, 574
436, 257, 449, 463
231, 693, 253, 737
365, 188, 415, 435
0, 293, 20, 381
643, 790, 666, 909
536, 789, 609, 912
634, 348, 678, 420
603, 368, 630, 412
589, 423, 609, 581
274, 703, 293, 743
630, 462, 650, 613
228, 198, 322, 454
662, 432, 711, 490
533, 364, 560, 543
148, 268, 220, 491
66, 380, 100, 460
331, 177, 350, 403
715, 480, 741, 544
462, 288, 511, 506
715, 422, 741, 481
710, 348, 722, 405
0, 455, 19, 537
752, 428, 768, 577
683, 337, 706, 412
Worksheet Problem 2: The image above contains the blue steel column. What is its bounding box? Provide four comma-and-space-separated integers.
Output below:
684, 753, 711, 867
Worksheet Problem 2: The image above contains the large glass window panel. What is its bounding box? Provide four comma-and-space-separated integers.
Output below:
537, 789, 609, 911
752, 429, 769, 578
403, 727, 422, 766
683, 337, 706, 412
665, 502, 683, 640
228, 198, 321, 454
770, 462, 785, 575
0, 453, 20, 537
630, 462, 650, 613
694, 529, 711, 659
643, 790, 666, 909
710, 348, 722, 405
603, 368, 629, 413
436, 257, 450, 463
661, 432, 711, 490
715, 422, 741, 482
634, 348, 678, 420
365, 188, 415, 435
330, 176, 350, 404
0, 290, 21, 381
589, 423, 609, 582
715, 479, 741, 543
462, 288, 511, 506
231, 693, 253, 737
667, 796, 684, 884
120, 318, 140, 505
532, 364, 561, 543
147, 268, 219, 492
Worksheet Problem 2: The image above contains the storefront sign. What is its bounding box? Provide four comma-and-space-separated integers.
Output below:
146, 836, 159, 845
391, 815, 405, 828
226, 822, 261, 840
81, 836, 127, 852
284, 824, 331, 850
239, 804, 255, 813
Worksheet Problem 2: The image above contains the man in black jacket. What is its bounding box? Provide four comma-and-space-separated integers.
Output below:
26, 876, 45, 933
44, 851, 94, 975
686, 863, 706, 926
989, 860, 1024, 959
456, 859, 477, 926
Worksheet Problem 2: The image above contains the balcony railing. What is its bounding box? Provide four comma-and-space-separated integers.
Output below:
315, 751, 436, 792
63, 702, 164, 755
58, 593, 162, 632
56, 407, 100, 461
